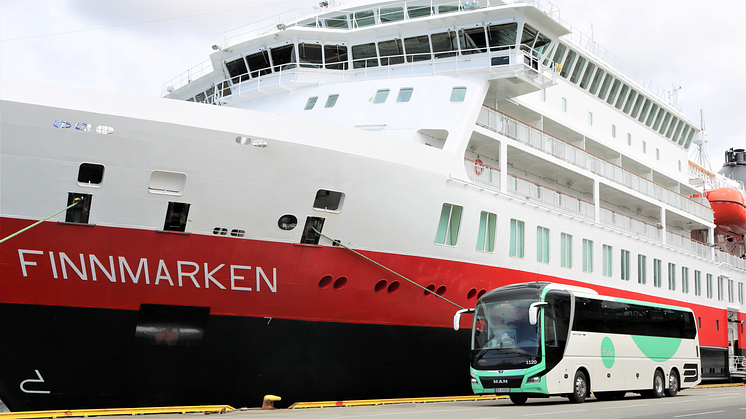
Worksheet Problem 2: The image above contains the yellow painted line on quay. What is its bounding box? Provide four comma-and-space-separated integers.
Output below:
289, 394, 509, 409
0, 405, 234, 418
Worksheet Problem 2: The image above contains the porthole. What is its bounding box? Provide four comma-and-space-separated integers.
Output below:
77, 163, 104, 186
213, 227, 228, 235
53, 120, 71, 129
387, 281, 400, 294
333, 276, 347, 290
319, 275, 333, 289
75, 122, 92, 131
278, 214, 298, 230
424, 283, 436, 296
477, 289, 487, 299
230, 229, 245, 237
95, 126, 114, 135
436, 285, 447, 296
467, 288, 477, 299
375, 279, 387, 293
236, 136, 251, 145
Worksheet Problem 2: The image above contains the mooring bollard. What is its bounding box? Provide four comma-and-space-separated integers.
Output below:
262, 394, 281, 409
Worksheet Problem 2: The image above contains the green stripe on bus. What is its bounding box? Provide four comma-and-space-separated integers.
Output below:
631, 335, 682, 362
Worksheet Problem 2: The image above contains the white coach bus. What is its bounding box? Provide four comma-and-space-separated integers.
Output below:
454, 282, 701, 404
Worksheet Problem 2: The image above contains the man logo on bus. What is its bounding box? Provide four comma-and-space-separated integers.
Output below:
601, 336, 615, 368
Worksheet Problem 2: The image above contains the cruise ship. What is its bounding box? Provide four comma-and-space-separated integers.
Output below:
1, 0, 744, 411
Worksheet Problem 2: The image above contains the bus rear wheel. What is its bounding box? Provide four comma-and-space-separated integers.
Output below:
569, 370, 588, 403
665, 370, 679, 397
509, 394, 528, 405
649, 370, 665, 398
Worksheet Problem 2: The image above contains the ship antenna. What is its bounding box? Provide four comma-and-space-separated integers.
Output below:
690, 109, 712, 172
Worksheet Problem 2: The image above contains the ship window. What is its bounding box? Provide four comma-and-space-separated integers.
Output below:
579, 62, 595, 89
435, 203, 463, 246
149, 171, 186, 195
439, 5, 459, 14
520, 24, 538, 49
163, 202, 190, 232
652, 109, 665, 130
533, 32, 551, 56
488, 23, 518, 51
645, 104, 658, 126
245, 50, 271, 77
656, 148, 660, 160
225, 57, 248, 83
65, 192, 92, 224
621, 249, 630, 280
561, 233, 572, 268
552, 43, 567, 65
300, 216, 325, 245
78, 163, 104, 186
313, 189, 344, 211
450, 87, 467, 102
627, 133, 632, 146
213, 227, 228, 235
638, 254, 647, 284
612, 124, 616, 138
615, 84, 629, 109
352, 43, 378, 68
278, 214, 297, 230
606, 79, 621, 104
570, 56, 586, 84
597, 74, 613, 99
195, 92, 206, 103
75, 122, 92, 132
623, 89, 637, 113
582, 239, 593, 273
298, 43, 323, 68
602, 244, 613, 277
643, 141, 647, 153
679, 125, 691, 145
404, 35, 431, 62
325, 15, 348, 28
509, 219, 525, 258
53, 120, 71, 129
324, 94, 339, 108
230, 229, 245, 237
378, 39, 404, 65
380, 7, 404, 23
476, 211, 496, 252
668, 263, 676, 291
396, 88, 413, 102
407, 5, 432, 18
667, 118, 680, 139
560, 49, 576, 78
589, 69, 604, 94
459, 27, 487, 55
631, 94, 645, 118
537, 226, 550, 263
324, 45, 348, 70
304, 97, 318, 110
217, 81, 231, 98
684, 128, 696, 149
431, 31, 458, 58
588, 112, 593, 125
561, 97, 567, 112
271, 44, 296, 72
658, 112, 672, 133
353, 10, 375, 27
372, 89, 390, 104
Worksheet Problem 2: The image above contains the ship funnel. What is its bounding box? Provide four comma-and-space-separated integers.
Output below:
718, 148, 746, 188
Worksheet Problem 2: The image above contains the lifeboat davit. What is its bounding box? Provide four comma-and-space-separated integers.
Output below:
702, 187, 746, 237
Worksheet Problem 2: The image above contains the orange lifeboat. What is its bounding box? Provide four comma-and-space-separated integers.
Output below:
702, 187, 746, 237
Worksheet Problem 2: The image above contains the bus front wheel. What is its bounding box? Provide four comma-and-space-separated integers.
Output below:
569, 370, 588, 403
665, 370, 679, 397
509, 394, 528, 405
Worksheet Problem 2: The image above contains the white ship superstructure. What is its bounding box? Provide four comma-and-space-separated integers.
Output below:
1, 0, 744, 411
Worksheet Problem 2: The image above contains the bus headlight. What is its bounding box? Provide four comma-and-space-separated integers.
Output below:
526, 375, 541, 384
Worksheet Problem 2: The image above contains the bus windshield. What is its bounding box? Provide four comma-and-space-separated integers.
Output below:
471, 299, 540, 369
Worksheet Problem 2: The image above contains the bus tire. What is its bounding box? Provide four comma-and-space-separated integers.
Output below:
665, 370, 679, 397
569, 370, 588, 403
509, 394, 528, 405
651, 370, 665, 398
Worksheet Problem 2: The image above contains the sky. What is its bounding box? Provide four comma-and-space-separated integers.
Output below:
1, 0, 744, 169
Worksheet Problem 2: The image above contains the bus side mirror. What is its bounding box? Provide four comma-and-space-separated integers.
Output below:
528, 302, 548, 325
453, 308, 474, 331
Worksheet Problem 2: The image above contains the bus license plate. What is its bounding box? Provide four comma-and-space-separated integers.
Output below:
495, 388, 510, 393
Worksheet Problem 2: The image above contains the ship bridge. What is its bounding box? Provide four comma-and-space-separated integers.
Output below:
162, 0, 571, 105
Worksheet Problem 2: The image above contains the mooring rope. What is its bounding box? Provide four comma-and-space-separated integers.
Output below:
312, 227, 464, 310
0, 198, 81, 244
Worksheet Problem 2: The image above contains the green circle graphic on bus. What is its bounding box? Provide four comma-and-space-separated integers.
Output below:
601, 337, 615, 368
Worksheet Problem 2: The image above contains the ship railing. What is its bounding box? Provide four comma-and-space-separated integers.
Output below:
477, 106, 713, 221
599, 207, 662, 242
505, 172, 595, 221
716, 249, 746, 271
665, 230, 711, 259
162, 60, 214, 97
465, 158, 501, 191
